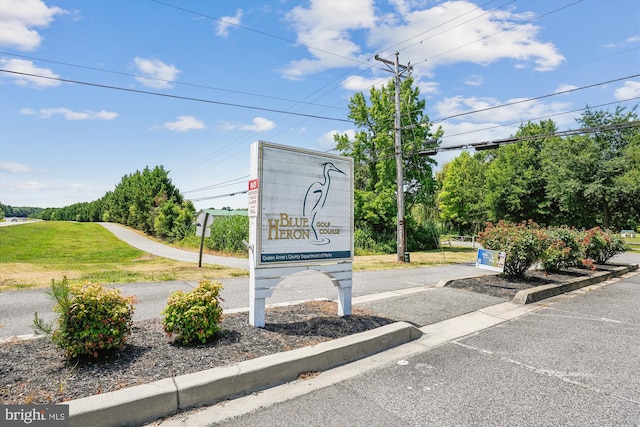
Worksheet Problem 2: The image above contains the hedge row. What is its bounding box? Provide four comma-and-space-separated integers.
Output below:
477, 221, 628, 278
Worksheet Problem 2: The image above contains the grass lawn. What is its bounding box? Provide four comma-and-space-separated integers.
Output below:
625, 236, 640, 253
0, 222, 480, 291
0, 222, 247, 291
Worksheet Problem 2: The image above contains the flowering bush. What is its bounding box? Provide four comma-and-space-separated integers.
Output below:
579, 227, 628, 264
41, 278, 137, 359
162, 280, 224, 345
477, 220, 545, 278
540, 226, 583, 273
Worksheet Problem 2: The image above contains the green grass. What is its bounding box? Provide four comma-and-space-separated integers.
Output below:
624, 236, 640, 253
0, 222, 247, 290
0, 222, 143, 264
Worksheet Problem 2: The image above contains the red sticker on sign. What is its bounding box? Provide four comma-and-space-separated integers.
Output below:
248, 179, 259, 191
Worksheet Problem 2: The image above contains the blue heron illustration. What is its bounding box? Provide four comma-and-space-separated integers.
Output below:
303, 162, 345, 244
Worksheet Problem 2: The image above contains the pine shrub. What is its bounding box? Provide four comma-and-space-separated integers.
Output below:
41, 278, 136, 359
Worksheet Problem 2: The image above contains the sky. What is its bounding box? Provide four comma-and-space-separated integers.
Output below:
0, 0, 639, 211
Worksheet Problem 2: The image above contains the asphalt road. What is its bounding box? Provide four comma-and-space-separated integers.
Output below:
162, 267, 640, 427
1, 223, 496, 338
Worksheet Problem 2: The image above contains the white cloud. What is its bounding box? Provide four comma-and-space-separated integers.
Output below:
282, 0, 377, 80
341, 75, 390, 91
283, 1, 565, 80
0, 161, 33, 173
318, 129, 355, 150
464, 74, 483, 86
163, 116, 206, 131
0, 0, 66, 51
614, 81, 640, 101
216, 9, 242, 37
434, 95, 572, 124
554, 84, 578, 94
0, 58, 60, 88
20, 107, 118, 120
219, 117, 275, 132
133, 57, 181, 89
371, 1, 564, 74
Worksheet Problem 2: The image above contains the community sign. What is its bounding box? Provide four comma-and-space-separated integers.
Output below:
476, 248, 506, 273
249, 141, 354, 267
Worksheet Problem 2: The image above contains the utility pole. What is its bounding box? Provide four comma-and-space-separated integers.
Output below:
375, 52, 412, 262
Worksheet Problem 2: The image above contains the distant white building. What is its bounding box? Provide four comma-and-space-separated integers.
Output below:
621, 230, 636, 238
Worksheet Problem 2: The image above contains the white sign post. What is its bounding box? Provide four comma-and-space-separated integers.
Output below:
248, 141, 354, 327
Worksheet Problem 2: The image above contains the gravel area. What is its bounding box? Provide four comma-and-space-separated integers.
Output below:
0, 268, 590, 405
0, 301, 394, 404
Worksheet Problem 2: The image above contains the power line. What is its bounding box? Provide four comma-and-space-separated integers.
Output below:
0, 69, 352, 123
428, 73, 640, 123
187, 190, 248, 203
418, 121, 640, 155
0, 51, 347, 112
439, 96, 640, 141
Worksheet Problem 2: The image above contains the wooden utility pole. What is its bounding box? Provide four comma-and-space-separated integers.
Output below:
375, 52, 412, 262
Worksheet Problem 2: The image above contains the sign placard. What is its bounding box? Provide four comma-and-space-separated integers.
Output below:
253, 142, 354, 267
476, 248, 506, 273
248, 141, 354, 327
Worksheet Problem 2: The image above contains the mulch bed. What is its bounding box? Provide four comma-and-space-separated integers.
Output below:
0, 301, 394, 404
445, 268, 589, 299
0, 268, 591, 405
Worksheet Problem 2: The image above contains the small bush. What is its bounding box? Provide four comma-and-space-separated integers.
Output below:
477, 220, 545, 278
162, 280, 224, 345
39, 278, 136, 359
540, 226, 582, 273
579, 227, 628, 264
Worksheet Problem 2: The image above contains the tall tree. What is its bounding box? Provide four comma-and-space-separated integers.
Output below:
334, 77, 442, 251
542, 106, 639, 229
484, 119, 558, 225
436, 151, 488, 234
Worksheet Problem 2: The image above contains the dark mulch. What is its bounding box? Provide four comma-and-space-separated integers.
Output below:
1, 269, 591, 405
0, 301, 394, 405
445, 268, 592, 299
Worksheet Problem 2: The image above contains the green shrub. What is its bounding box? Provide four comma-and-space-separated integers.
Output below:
406, 217, 440, 251
477, 220, 545, 278
162, 280, 224, 345
540, 226, 582, 273
39, 278, 136, 359
205, 215, 249, 255
579, 227, 628, 264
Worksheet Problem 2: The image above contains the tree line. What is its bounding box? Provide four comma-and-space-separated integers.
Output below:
334, 78, 638, 253
36, 166, 195, 241
4, 79, 637, 253
437, 107, 639, 235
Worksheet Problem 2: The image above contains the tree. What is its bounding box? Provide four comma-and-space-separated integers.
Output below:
542, 106, 639, 229
436, 151, 488, 234
484, 120, 558, 225
334, 77, 442, 251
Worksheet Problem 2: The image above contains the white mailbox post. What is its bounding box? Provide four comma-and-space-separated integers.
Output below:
248, 141, 354, 327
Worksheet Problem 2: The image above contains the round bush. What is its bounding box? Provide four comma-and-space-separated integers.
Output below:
540, 226, 582, 273
162, 280, 224, 345
477, 220, 545, 278
49, 279, 136, 359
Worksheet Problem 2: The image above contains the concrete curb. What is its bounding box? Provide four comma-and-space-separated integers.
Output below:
434, 264, 639, 305
512, 263, 638, 304
68, 321, 422, 427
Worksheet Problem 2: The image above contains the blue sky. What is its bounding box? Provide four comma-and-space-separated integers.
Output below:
1, 0, 639, 211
